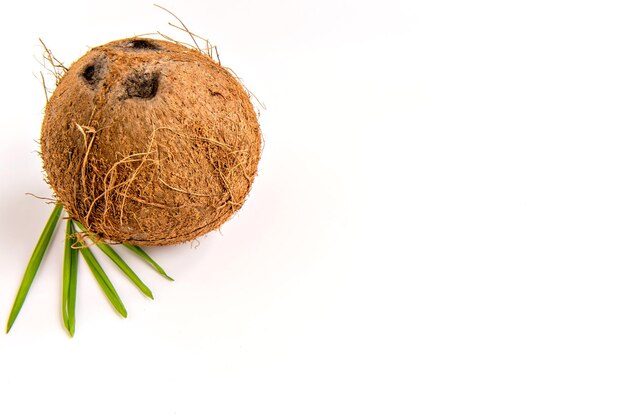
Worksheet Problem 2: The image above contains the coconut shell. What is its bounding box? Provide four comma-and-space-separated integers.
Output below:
40, 38, 261, 246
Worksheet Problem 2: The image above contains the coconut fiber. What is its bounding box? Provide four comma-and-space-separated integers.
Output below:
40, 38, 261, 245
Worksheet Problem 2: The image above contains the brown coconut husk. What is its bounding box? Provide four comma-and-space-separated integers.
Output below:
40, 37, 261, 246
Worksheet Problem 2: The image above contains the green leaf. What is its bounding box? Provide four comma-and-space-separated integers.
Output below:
6, 203, 63, 333
74, 222, 154, 299
96, 244, 153, 299
78, 245, 127, 318
62, 219, 78, 337
123, 243, 174, 281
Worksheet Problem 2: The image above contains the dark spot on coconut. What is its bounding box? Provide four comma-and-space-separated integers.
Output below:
127, 39, 160, 50
209, 90, 225, 99
123, 72, 160, 100
83, 65, 96, 82
81, 58, 107, 88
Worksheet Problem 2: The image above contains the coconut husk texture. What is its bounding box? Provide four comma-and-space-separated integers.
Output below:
40, 38, 261, 246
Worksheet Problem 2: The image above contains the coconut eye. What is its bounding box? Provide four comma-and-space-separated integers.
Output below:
83, 65, 96, 82
123, 71, 160, 99
81, 59, 106, 88
127, 39, 160, 50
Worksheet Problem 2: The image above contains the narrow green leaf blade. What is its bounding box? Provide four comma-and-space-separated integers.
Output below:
123, 244, 174, 281
78, 245, 127, 318
68, 235, 78, 335
62, 220, 71, 332
97, 243, 153, 299
62, 220, 78, 336
7, 203, 63, 333
73, 222, 154, 299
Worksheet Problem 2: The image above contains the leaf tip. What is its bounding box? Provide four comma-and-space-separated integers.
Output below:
6, 316, 16, 334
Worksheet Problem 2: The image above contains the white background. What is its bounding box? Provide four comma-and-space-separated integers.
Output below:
0, 0, 625, 416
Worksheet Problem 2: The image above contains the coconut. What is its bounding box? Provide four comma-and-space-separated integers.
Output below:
40, 38, 261, 246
